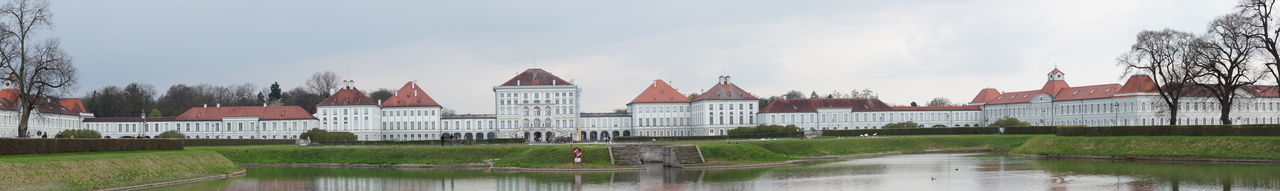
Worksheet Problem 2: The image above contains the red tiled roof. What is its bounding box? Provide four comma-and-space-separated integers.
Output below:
760, 98, 892, 113
176, 106, 316, 121
889, 105, 981, 111
1117, 75, 1158, 94
1049, 68, 1063, 74
968, 88, 1001, 104
499, 68, 572, 86
694, 82, 757, 101
1243, 85, 1280, 98
382, 81, 442, 107
83, 117, 178, 122
629, 80, 690, 104
58, 99, 88, 114
0, 89, 18, 110
972, 70, 1173, 105
984, 90, 1043, 105
317, 88, 376, 106
1053, 84, 1123, 101
1040, 80, 1070, 95
0, 89, 88, 115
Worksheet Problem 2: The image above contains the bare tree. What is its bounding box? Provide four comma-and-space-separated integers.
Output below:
1190, 13, 1264, 125
282, 86, 323, 113
1119, 29, 1202, 125
368, 88, 394, 102
157, 84, 198, 117
926, 97, 952, 107
0, 0, 76, 138
306, 71, 341, 96
828, 90, 845, 98
782, 90, 804, 99
1239, 0, 1280, 90
848, 89, 877, 99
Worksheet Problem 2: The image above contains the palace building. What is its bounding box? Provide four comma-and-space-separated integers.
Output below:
86, 105, 317, 139
494, 68, 581, 141
968, 68, 1280, 126
0, 83, 93, 138
74, 67, 1280, 140
756, 98, 983, 131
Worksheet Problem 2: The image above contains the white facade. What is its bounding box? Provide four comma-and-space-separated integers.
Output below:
628, 102, 691, 137
691, 99, 757, 136
377, 106, 442, 141
90, 118, 317, 139
756, 99, 984, 131
317, 104, 383, 141
579, 113, 632, 140
440, 114, 497, 140
972, 68, 1280, 127
0, 110, 89, 138
85, 105, 319, 139
493, 69, 582, 141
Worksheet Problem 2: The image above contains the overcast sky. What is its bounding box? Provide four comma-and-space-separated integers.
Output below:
54, 0, 1236, 113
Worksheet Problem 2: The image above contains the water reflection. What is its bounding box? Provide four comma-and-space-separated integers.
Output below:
148, 154, 1280, 191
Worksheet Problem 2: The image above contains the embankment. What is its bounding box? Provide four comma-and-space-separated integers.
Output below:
0, 150, 242, 191
668, 135, 1035, 163
193, 145, 615, 168
1010, 136, 1280, 162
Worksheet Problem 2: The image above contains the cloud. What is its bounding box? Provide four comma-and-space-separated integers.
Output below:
56, 0, 1238, 112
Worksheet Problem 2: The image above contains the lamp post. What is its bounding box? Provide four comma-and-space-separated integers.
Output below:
1113, 103, 1120, 126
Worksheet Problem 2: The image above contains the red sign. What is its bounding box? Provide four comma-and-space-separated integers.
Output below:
572, 147, 583, 163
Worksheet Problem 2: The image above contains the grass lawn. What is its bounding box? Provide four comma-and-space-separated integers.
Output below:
1011, 136, 1280, 159
193, 144, 615, 168
0, 150, 241, 191
659, 135, 1038, 163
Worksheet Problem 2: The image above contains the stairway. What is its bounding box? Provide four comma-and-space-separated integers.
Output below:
609, 145, 642, 165
668, 145, 705, 164
609, 145, 705, 166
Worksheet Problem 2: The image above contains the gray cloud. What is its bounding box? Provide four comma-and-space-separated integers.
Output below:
54, 0, 1236, 113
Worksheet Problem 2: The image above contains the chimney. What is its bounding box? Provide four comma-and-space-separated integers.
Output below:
216, 103, 221, 108
378, 99, 383, 106
517, 80, 521, 86
203, 104, 208, 108
263, 103, 267, 107
552, 80, 556, 85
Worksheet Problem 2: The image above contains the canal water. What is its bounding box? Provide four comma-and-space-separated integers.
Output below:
147, 153, 1280, 191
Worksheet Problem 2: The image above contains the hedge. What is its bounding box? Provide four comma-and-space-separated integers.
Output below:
823, 126, 1057, 136
1055, 125, 1280, 136
616, 132, 803, 142
181, 139, 296, 146
313, 138, 527, 145
0, 138, 183, 155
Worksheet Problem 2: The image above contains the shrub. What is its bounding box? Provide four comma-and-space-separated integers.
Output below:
990, 117, 1030, 127
54, 129, 101, 139
615, 132, 802, 142
181, 139, 295, 146
727, 125, 803, 137
823, 126, 1057, 136
157, 130, 185, 139
615, 136, 727, 142
883, 121, 920, 129
0, 139, 183, 155
298, 128, 360, 144
1056, 125, 1280, 136
331, 138, 528, 145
